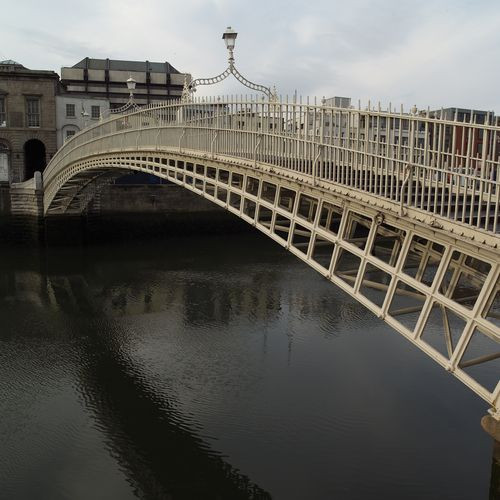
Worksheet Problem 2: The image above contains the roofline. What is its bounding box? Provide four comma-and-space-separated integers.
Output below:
0, 67, 59, 78
66, 57, 182, 74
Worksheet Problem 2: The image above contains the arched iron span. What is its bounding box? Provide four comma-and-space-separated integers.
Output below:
42, 98, 500, 419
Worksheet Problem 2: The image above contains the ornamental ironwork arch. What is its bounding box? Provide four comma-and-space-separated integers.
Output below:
182, 27, 277, 101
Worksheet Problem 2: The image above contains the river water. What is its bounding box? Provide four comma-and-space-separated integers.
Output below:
0, 230, 494, 499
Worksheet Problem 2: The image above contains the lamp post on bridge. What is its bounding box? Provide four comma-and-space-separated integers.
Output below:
126, 76, 136, 101
106, 76, 140, 117
182, 26, 277, 101
81, 108, 89, 128
222, 26, 237, 67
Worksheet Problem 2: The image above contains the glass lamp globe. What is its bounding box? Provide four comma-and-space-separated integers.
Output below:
126, 77, 137, 92
222, 27, 237, 50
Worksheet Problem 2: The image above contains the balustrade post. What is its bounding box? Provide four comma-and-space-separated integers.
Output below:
399, 163, 413, 216
407, 117, 416, 208
211, 130, 219, 159
179, 127, 186, 153
312, 144, 323, 186
254, 134, 263, 168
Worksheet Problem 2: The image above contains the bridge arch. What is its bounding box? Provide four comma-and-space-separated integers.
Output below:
44, 147, 500, 416
39, 97, 500, 418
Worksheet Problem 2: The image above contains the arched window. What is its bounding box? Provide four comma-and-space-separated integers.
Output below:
62, 124, 80, 144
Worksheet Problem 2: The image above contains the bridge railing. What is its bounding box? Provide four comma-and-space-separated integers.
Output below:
44, 96, 500, 234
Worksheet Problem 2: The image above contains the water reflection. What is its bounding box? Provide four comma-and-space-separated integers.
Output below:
0, 242, 362, 338
0, 235, 494, 499
0, 244, 274, 499
77, 318, 271, 499
0, 237, 368, 500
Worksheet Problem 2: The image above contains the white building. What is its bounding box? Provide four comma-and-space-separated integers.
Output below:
56, 94, 109, 148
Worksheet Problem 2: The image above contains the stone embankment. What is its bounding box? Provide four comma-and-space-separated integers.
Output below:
0, 176, 247, 245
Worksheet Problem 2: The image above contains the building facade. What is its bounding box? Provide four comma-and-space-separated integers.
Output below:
56, 94, 110, 148
429, 107, 499, 161
0, 60, 58, 183
60, 58, 187, 108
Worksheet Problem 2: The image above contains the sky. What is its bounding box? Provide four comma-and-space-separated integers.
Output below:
2, 0, 500, 112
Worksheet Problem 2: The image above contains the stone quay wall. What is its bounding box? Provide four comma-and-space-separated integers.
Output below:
0, 181, 247, 245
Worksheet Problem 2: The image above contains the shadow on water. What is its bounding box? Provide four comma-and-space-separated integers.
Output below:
74, 315, 271, 500
0, 243, 272, 499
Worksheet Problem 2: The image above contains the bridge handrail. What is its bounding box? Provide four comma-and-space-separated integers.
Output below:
44, 96, 500, 234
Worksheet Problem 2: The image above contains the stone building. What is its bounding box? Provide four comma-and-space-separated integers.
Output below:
0, 60, 58, 183
60, 58, 186, 108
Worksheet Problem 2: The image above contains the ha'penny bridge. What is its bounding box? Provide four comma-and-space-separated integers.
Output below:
14, 94, 494, 426
10, 27, 500, 440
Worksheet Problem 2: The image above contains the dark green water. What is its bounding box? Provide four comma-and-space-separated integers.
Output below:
0, 231, 494, 499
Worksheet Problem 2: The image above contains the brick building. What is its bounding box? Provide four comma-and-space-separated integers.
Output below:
429, 108, 499, 160
0, 60, 58, 183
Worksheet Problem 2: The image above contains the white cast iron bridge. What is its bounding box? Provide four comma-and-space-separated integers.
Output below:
37, 95, 499, 420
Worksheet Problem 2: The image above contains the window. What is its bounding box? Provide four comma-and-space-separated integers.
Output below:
65, 130, 76, 141
26, 97, 40, 127
66, 103, 75, 117
91, 105, 100, 119
0, 97, 5, 127
0, 144, 9, 182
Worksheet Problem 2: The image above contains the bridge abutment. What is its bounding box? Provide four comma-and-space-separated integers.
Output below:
8, 172, 44, 243
482, 415, 500, 442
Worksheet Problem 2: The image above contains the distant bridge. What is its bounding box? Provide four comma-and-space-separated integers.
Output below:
17, 95, 500, 420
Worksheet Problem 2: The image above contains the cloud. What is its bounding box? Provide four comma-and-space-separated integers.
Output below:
331, 2, 500, 110
2, 0, 500, 111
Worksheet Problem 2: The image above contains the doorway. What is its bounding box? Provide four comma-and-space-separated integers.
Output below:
24, 139, 46, 180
